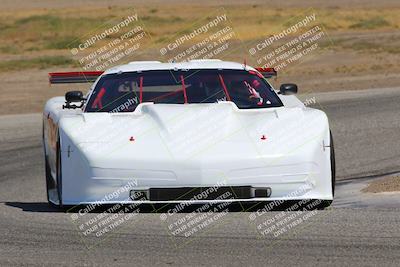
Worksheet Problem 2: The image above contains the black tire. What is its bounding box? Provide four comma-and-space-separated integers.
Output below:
317, 131, 336, 210
330, 131, 336, 197
55, 139, 63, 208
43, 119, 64, 209
45, 156, 55, 203
43, 122, 52, 203
44, 140, 62, 209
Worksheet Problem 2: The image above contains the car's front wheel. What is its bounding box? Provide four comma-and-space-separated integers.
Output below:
317, 131, 336, 210
45, 140, 62, 208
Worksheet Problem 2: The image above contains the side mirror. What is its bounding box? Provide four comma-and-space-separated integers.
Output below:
63, 91, 85, 109
65, 91, 84, 102
279, 84, 298, 95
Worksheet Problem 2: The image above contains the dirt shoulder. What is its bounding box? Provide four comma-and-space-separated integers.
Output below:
362, 176, 400, 193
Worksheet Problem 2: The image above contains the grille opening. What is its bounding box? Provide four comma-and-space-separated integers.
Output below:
149, 186, 252, 201
254, 188, 272, 198
130, 186, 272, 201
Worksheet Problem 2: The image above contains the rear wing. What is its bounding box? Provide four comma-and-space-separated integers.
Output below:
255, 67, 277, 79
48, 67, 276, 83
48, 71, 104, 84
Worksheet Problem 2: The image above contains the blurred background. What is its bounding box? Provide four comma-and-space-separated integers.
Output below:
0, 0, 399, 115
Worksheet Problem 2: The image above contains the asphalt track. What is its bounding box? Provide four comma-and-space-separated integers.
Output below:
0, 87, 399, 266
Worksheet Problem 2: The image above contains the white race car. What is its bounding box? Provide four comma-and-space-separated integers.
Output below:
43, 60, 335, 209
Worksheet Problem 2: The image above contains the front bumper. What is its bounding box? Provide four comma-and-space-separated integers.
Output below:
61, 167, 333, 205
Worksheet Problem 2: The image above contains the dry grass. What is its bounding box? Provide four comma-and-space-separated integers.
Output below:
362, 176, 400, 193
0, 56, 75, 71
0, 5, 399, 68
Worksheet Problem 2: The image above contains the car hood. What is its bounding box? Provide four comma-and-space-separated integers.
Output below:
59, 102, 329, 168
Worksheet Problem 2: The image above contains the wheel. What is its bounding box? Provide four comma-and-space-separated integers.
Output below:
45, 156, 55, 202
317, 131, 336, 210
44, 139, 62, 209
330, 131, 336, 197
55, 139, 63, 208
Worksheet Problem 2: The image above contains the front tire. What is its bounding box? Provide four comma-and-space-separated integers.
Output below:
45, 140, 62, 208
55, 139, 63, 207
317, 131, 336, 210
45, 155, 55, 204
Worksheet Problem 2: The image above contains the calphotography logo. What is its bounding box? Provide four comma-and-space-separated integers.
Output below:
156, 179, 245, 246
248, 9, 333, 71
68, 180, 151, 248
75, 14, 139, 53
68, 9, 152, 71
3, 0, 400, 265
248, 182, 323, 238
161, 14, 227, 53
158, 7, 245, 65
249, 13, 316, 55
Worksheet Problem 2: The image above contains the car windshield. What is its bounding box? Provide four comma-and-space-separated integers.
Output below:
85, 69, 283, 112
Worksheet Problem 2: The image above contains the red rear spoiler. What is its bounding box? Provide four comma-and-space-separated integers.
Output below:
255, 67, 277, 78
48, 68, 275, 83
48, 71, 104, 84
